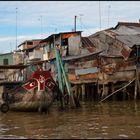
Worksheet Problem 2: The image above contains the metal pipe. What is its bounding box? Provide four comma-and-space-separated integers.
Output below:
58, 52, 76, 107
74, 15, 77, 32
55, 48, 63, 93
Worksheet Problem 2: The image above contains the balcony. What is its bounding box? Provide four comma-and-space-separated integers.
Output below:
28, 50, 43, 61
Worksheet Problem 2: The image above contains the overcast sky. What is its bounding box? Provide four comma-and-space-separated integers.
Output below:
0, 1, 140, 53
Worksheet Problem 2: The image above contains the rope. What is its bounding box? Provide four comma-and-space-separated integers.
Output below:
99, 78, 136, 103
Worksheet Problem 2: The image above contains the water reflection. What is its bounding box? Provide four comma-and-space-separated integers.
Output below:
0, 100, 140, 139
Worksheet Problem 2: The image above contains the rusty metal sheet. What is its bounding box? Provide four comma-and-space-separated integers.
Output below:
121, 48, 131, 60
61, 33, 74, 39
82, 37, 96, 53
75, 67, 99, 76
68, 73, 76, 81
116, 35, 140, 48
79, 73, 98, 80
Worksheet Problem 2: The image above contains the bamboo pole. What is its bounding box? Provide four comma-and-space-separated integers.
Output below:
55, 48, 65, 109
58, 53, 77, 108
55, 49, 63, 93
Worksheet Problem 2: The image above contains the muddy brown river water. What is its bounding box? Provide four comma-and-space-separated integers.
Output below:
0, 100, 140, 139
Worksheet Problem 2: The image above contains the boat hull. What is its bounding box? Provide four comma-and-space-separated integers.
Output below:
9, 101, 50, 112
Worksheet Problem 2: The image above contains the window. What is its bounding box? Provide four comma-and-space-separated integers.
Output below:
61, 38, 68, 46
27, 41, 33, 45
3, 59, 8, 65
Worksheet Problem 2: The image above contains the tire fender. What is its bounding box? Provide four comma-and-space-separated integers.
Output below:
0, 103, 9, 113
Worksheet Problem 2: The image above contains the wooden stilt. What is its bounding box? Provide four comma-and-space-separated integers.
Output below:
134, 78, 137, 100
91, 84, 94, 101
74, 85, 78, 98
104, 86, 108, 100
81, 84, 85, 101
106, 86, 109, 98
77, 85, 82, 100
122, 87, 126, 101
111, 83, 115, 101
99, 78, 135, 103
136, 67, 140, 99
73, 85, 78, 96
134, 67, 139, 100
89, 85, 92, 101
86, 85, 89, 100
102, 83, 105, 99
97, 82, 100, 100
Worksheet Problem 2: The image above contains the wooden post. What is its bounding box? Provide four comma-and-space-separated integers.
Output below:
134, 76, 137, 100
102, 83, 105, 99
91, 84, 94, 101
81, 84, 85, 101
111, 82, 115, 101
77, 85, 81, 100
86, 84, 89, 99
134, 66, 140, 100
97, 82, 100, 100
136, 67, 140, 99
122, 87, 126, 101
102, 83, 108, 100
73, 85, 78, 98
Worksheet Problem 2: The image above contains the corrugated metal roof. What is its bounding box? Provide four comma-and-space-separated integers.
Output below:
18, 39, 42, 48
82, 37, 96, 53
116, 35, 140, 48
99, 53, 123, 58
130, 26, 140, 33
114, 22, 140, 29
113, 26, 140, 35
87, 22, 140, 60
40, 31, 82, 43
62, 50, 103, 62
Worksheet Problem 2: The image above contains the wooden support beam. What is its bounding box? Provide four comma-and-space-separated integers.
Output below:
77, 85, 81, 100
91, 84, 94, 101
101, 83, 105, 99
111, 82, 115, 101
136, 67, 140, 96
97, 82, 101, 100
134, 70, 138, 100
81, 84, 85, 101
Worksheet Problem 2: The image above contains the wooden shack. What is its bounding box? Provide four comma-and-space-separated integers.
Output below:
39, 31, 82, 80
0, 52, 25, 81
86, 22, 140, 101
